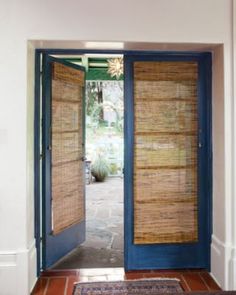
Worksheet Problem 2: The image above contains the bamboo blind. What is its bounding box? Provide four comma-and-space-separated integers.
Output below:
134, 61, 198, 244
51, 62, 85, 235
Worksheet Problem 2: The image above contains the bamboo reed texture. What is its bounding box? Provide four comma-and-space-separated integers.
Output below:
51, 62, 85, 235
133, 61, 198, 244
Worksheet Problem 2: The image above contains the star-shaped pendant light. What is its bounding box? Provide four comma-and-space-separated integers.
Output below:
107, 58, 123, 79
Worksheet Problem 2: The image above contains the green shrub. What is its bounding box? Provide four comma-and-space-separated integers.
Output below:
99, 120, 108, 127
91, 156, 110, 182
109, 163, 118, 175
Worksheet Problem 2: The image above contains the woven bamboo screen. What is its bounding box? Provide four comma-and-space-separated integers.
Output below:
51, 62, 85, 235
134, 61, 198, 244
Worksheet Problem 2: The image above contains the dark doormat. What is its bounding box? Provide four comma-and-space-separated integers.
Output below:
72, 278, 182, 294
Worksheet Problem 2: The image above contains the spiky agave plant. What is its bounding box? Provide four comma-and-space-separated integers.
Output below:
91, 155, 110, 182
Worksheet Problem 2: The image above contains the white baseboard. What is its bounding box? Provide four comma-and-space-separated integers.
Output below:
211, 235, 234, 290
28, 240, 38, 293
229, 247, 236, 290
0, 240, 37, 295
211, 235, 225, 288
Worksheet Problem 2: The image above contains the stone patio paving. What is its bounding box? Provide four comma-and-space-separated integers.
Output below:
52, 177, 124, 269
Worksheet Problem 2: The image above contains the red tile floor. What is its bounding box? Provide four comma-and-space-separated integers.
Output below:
31, 268, 221, 295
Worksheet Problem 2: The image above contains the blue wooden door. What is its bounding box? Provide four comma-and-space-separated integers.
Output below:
42, 55, 86, 268
124, 53, 212, 270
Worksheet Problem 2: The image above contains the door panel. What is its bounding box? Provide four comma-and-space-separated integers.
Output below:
51, 62, 84, 235
134, 61, 198, 245
42, 56, 86, 268
124, 54, 212, 270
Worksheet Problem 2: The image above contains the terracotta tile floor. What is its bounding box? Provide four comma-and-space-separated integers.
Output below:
31, 268, 221, 294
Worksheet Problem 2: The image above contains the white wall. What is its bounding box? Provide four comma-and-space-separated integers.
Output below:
0, 0, 235, 293
230, 0, 236, 289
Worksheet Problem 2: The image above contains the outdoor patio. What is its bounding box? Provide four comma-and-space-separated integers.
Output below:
52, 177, 124, 269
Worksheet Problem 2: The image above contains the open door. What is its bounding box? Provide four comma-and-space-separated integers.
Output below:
42, 55, 86, 268
124, 53, 212, 270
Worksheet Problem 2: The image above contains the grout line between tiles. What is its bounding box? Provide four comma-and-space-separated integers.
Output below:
43, 278, 50, 295
64, 277, 69, 295
42, 276, 72, 279
180, 274, 191, 291
199, 273, 211, 291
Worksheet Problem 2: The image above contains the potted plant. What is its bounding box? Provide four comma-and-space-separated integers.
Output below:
91, 155, 110, 182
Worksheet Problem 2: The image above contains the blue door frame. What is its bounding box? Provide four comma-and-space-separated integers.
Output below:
34, 49, 212, 274
124, 53, 212, 271
41, 55, 86, 269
